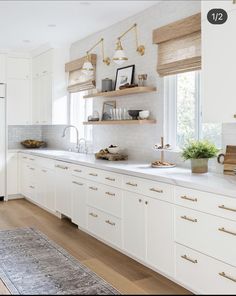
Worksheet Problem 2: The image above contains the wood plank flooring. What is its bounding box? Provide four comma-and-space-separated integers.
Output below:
0, 199, 191, 295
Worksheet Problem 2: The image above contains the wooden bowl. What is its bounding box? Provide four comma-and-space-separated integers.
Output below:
21, 140, 46, 149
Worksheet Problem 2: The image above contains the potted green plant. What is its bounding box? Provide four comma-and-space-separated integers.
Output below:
182, 140, 218, 173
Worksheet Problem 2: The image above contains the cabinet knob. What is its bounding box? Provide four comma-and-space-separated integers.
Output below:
145, 201, 148, 205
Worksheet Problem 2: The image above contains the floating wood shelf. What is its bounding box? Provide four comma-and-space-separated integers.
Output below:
83, 86, 156, 99
83, 119, 156, 125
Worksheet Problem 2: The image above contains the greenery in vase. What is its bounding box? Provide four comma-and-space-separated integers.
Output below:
182, 140, 218, 160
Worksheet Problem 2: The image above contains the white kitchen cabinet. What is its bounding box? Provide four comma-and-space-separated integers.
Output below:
0, 54, 6, 83
72, 177, 87, 229
7, 57, 31, 125
55, 162, 72, 217
7, 152, 19, 196
38, 167, 55, 212
123, 191, 146, 260
202, 1, 236, 122
146, 198, 175, 277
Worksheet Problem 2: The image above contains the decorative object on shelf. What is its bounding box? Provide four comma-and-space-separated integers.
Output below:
119, 83, 138, 90
114, 65, 135, 90
152, 137, 175, 168
95, 148, 128, 161
82, 38, 110, 75
88, 111, 100, 121
107, 145, 121, 154
138, 74, 148, 86
139, 110, 150, 120
217, 145, 236, 175
101, 78, 113, 92
113, 23, 145, 65
21, 140, 46, 149
83, 119, 156, 125
182, 140, 218, 174
128, 110, 143, 120
102, 101, 116, 121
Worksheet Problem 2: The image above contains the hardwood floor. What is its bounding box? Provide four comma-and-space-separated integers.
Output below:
0, 199, 191, 295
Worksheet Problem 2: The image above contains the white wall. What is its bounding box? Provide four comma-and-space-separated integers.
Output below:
70, 1, 201, 161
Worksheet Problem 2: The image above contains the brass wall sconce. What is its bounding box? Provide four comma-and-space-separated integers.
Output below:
113, 23, 145, 65
82, 38, 110, 73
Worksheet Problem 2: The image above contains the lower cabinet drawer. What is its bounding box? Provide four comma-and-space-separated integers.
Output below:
87, 207, 121, 248
175, 206, 236, 266
176, 244, 236, 295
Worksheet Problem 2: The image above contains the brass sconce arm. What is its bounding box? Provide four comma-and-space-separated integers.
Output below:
86, 38, 110, 66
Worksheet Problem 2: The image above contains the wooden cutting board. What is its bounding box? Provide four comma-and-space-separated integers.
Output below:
95, 152, 128, 161
222, 146, 236, 175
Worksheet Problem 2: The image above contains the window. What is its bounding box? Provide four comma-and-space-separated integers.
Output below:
165, 71, 221, 149
69, 91, 93, 144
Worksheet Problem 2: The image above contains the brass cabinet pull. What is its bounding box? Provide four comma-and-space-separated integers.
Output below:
89, 213, 98, 218
89, 186, 98, 191
150, 188, 163, 193
218, 227, 236, 236
180, 195, 197, 202
30, 167, 35, 171
72, 181, 84, 186
89, 173, 98, 177
105, 220, 115, 226
105, 192, 115, 197
181, 215, 197, 223
218, 205, 236, 212
145, 201, 148, 205
42, 169, 47, 173
219, 272, 236, 283
55, 164, 68, 170
29, 158, 35, 161
29, 185, 35, 189
138, 199, 142, 203
126, 182, 138, 187
105, 177, 115, 181
74, 169, 82, 173
23, 156, 28, 159
181, 255, 198, 264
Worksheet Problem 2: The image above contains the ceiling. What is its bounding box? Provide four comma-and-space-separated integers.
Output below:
0, 0, 157, 53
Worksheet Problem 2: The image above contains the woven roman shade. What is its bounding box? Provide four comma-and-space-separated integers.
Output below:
65, 54, 97, 93
153, 13, 201, 76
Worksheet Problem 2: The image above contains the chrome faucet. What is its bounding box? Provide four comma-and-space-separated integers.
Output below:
62, 125, 79, 152
78, 138, 88, 154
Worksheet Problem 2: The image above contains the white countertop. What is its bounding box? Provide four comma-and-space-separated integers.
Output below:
16, 149, 236, 199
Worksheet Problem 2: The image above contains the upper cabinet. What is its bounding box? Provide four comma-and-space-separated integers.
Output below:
7, 57, 31, 125
0, 54, 6, 83
202, 0, 236, 123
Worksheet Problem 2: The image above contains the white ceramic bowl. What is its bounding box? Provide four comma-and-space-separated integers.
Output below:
108, 146, 120, 154
139, 110, 150, 119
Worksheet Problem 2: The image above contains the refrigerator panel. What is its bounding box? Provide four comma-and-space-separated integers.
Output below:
0, 85, 6, 198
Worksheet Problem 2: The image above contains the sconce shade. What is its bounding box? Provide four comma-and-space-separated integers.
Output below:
82, 60, 94, 75
113, 40, 128, 65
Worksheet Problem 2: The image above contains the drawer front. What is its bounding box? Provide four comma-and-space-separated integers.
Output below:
54, 160, 71, 171
176, 244, 236, 295
175, 206, 236, 266
71, 164, 87, 178
100, 170, 122, 188
87, 181, 122, 218
36, 156, 55, 170
123, 175, 173, 202
175, 186, 236, 221
87, 207, 102, 237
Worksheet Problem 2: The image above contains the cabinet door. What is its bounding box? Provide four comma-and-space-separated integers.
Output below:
202, 1, 236, 122
38, 167, 55, 212
7, 57, 30, 80
32, 77, 41, 124
7, 79, 31, 125
123, 191, 146, 260
55, 164, 71, 217
71, 177, 87, 229
40, 74, 52, 125
0, 54, 6, 83
146, 197, 175, 277
39, 50, 53, 76
7, 153, 19, 196
20, 161, 30, 197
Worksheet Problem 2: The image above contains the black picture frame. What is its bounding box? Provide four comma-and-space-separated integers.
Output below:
114, 65, 135, 91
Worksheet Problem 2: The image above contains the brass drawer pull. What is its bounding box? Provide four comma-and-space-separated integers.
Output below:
72, 181, 84, 186
218, 227, 236, 236
89, 173, 98, 177
55, 164, 68, 170
89, 213, 98, 218
89, 186, 98, 191
105, 192, 115, 197
126, 182, 138, 187
23, 156, 28, 159
150, 188, 163, 193
42, 169, 47, 173
181, 255, 198, 264
105, 177, 115, 181
105, 220, 116, 226
30, 167, 35, 171
180, 195, 197, 202
218, 205, 236, 212
29, 185, 35, 189
219, 272, 236, 283
29, 158, 35, 161
74, 169, 82, 173
181, 215, 197, 223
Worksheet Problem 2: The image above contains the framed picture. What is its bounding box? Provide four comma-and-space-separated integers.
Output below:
102, 101, 116, 120
114, 65, 135, 90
